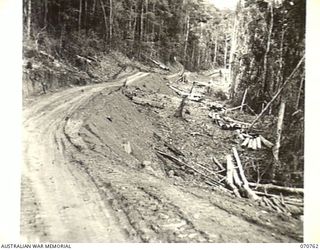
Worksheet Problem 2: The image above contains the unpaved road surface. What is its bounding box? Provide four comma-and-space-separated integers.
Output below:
21, 72, 302, 243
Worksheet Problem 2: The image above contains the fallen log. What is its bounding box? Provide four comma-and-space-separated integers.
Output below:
174, 95, 188, 118
153, 132, 185, 157
240, 88, 248, 112
252, 138, 257, 150
226, 155, 241, 198
259, 135, 274, 148
164, 141, 185, 157
255, 191, 303, 208
283, 200, 304, 207
223, 116, 250, 128
168, 85, 188, 96
241, 137, 250, 147
194, 162, 224, 179
149, 58, 169, 70
256, 136, 262, 149
242, 133, 253, 139
248, 56, 305, 131
264, 197, 282, 212
226, 105, 241, 112
132, 96, 164, 109
155, 150, 223, 187
212, 156, 225, 171
236, 130, 244, 140
76, 54, 94, 64
232, 164, 243, 188
232, 147, 260, 200
248, 182, 304, 196
208, 102, 226, 111
270, 197, 288, 213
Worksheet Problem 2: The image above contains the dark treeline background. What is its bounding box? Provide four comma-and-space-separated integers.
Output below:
23, 0, 305, 187
23, 0, 233, 71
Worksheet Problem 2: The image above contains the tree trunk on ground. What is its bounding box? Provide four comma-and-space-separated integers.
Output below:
174, 96, 187, 119
249, 182, 303, 196
226, 155, 241, 198
232, 147, 260, 200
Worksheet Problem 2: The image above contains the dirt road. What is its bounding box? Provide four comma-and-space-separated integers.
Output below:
21, 73, 148, 242
21, 72, 301, 243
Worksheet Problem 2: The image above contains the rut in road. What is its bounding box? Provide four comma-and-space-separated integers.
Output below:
21, 73, 148, 242
22, 72, 300, 243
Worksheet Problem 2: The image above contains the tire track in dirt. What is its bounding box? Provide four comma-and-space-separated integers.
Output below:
22, 71, 299, 243
22, 72, 149, 242
59, 79, 299, 242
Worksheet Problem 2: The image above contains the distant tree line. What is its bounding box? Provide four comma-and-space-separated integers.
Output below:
23, 0, 236, 71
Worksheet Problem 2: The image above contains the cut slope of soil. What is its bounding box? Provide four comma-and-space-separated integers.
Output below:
22, 72, 303, 242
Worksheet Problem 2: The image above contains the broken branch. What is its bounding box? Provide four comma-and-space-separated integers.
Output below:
248, 56, 305, 131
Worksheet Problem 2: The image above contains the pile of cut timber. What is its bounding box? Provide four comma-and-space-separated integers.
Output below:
237, 131, 274, 150
154, 134, 302, 216
224, 148, 260, 200
209, 112, 250, 130
149, 58, 169, 71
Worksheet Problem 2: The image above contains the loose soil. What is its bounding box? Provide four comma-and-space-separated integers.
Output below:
21, 70, 303, 242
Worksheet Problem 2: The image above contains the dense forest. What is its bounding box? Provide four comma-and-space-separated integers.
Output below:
23, 0, 305, 187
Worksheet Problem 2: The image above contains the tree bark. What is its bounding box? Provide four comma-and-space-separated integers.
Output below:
249, 182, 303, 196
109, 0, 113, 46
232, 147, 260, 200
145, 0, 149, 42
151, 2, 155, 41
262, 1, 273, 92
226, 155, 241, 198
84, 0, 88, 33
99, 0, 108, 43
140, 0, 144, 42
273, 98, 286, 162
274, 26, 285, 94
183, 14, 190, 62
223, 34, 228, 69
296, 76, 304, 110
92, 0, 96, 15
27, 0, 32, 40
229, 13, 238, 83
78, 0, 82, 35
213, 35, 218, 66
44, 0, 48, 28
240, 88, 248, 112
